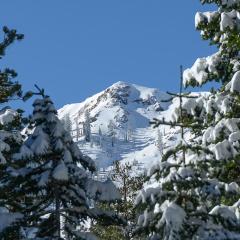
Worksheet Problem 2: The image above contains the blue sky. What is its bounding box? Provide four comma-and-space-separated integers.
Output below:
0, 1, 217, 111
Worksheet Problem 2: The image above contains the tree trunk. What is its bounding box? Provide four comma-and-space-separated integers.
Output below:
55, 191, 61, 239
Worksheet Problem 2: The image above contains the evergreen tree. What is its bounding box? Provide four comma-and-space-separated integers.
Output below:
0, 26, 28, 239
9, 90, 125, 239
91, 161, 144, 239
108, 120, 117, 147
75, 112, 81, 142
135, 1, 240, 239
83, 110, 91, 142
62, 113, 72, 135
111, 161, 145, 239
156, 128, 164, 157
98, 127, 103, 147
0, 26, 24, 104
126, 121, 133, 142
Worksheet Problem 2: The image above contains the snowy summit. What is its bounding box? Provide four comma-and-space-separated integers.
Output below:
58, 82, 173, 170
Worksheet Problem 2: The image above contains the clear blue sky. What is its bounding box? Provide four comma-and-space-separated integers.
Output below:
0, 1, 216, 111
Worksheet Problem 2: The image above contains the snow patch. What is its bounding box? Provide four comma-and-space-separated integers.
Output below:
52, 161, 69, 181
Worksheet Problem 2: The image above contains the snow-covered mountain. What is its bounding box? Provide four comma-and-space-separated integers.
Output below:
58, 81, 183, 171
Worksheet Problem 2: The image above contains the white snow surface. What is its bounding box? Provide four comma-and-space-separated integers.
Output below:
158, 201, 186, 236
86, 178, 121, 201
52, 161, 69, 181
195, 11, 219, 28
230, 71, 240, 92
0, 108, 18, 125
220, 10, 239, 31
183, 53, 221, 86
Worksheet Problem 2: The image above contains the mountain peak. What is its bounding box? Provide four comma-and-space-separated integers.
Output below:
110, 81, 129, 87
58, 82, 169, 121
58, 82, 174, 169
106, 81, 169, 102
108, 81, 154, 92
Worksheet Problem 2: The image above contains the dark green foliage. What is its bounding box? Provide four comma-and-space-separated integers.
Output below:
0, 26, 24, 103
91, 161, 145, 239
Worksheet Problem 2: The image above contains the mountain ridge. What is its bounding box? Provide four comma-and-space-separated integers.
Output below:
58, 82, 185, 171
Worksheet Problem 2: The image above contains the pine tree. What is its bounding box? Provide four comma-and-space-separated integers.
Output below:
108, 120, 117, 147
91, 161, 145, 239
111, 161, 145, 239
0, 26, 28, 239
62, 113, 72, 135
126, 121, 133, 142
98, 127, 103, 147
75, 112, 81, 142
9, 89, 125, 239
156, 128, 164, 157
0, 26, 24, 103
83, 110, 91, 142
134, 68, 204, 239
135, 1, 240, 239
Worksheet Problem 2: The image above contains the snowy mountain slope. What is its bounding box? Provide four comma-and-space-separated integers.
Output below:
58, 81, 202, 171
